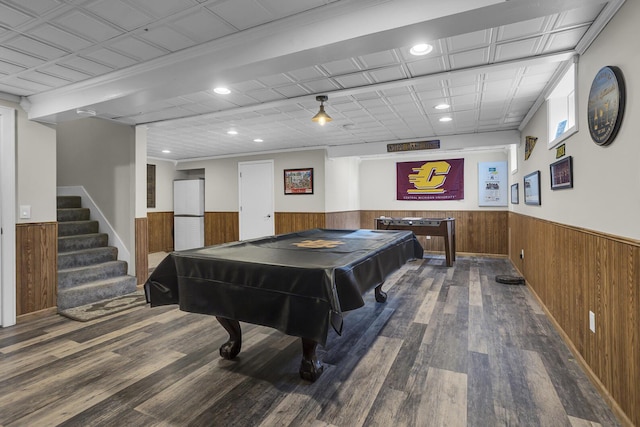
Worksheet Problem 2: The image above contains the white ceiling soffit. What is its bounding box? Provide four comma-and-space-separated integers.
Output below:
0, 0, 624, 160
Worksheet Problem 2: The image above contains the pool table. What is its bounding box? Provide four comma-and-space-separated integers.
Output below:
145, 228, 422, 381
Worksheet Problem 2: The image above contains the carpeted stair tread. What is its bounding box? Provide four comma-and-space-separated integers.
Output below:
58, 220, 99, 236
57, 207, 90, 222
57, 196, 82, 209
56, 275, 138, 311
58, 260, 129, 290
58, 246, 118, 269
58, 233, 108, 252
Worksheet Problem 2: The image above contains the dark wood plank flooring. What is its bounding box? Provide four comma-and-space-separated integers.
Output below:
0, 256, 621, 426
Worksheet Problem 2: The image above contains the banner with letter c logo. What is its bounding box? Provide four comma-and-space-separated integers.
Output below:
396, 158, 464, 200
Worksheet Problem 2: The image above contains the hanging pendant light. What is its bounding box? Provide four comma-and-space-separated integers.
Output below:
311, 95, 332, 125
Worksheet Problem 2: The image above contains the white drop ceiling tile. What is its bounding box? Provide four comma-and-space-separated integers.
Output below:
274, 84, 310, 98
6, 0, 62, 16
484, 68, 519, 82
83, 48, 137, 68
231, 80, 266, 92
287, 66, 326, 82
180, 92, 215, 103
59, 55, 114, 75
321, 58, 362, 76
384, 93, 415, 106
556, 4, 603, 28
0, 46, 46, 68
406, 56, 446, 77
358, 50, 399, 69
0, 3, 35, 28
5, 35, 68, 59
479, 107, 503, 120
449, 48, 489, 69
332, 73, 371, 88
368, 66, 406, 83
498, 16, 549, 41
21, 70, 71, 87
543, 27, 587, 52
259, 0, 330, 17
2, 76, 52, 92
415, 89, 447, 103
0, 82, 31, 96
300, 79, 340, 94
449, 93, 478, 106
138, 26, 196, 51
207, 0, 273, 30
28, 24, 93, 51
494, 38, 541, 62
109, 37, 167, 60
445, 74, 480, 88
449, 84, 478, 97
170, 10, 236, 43
257, 74, 294, 87
129, 0, 197, 19
447, 29, 492, 52
0, 60, 26, 74
357, 98, 387, 109
85, 0, 154, 31
245, 88, 283, 103
55, 10, 123, 42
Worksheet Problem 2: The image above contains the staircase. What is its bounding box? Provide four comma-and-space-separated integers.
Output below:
57, 195, 137, 311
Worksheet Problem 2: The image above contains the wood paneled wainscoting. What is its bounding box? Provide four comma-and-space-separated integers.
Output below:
360, 210, 508, 256
509, 212, 639, 426
147, 212, 173, 253
205, 212, 239, 245
135, 217, 148, 285
325, 211, 361, 230
274, 212, 326, 235
16, 222, 58, 315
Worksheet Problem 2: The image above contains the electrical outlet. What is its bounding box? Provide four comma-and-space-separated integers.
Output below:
426, 235, 431, 239
520, 249, 524, 259
589, 311, 595, 333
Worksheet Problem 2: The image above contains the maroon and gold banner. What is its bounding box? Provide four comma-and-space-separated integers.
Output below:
396, 158, 464, 200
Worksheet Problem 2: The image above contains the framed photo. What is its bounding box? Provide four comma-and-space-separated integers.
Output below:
550, 156, 573, 190
284, 168, 313, 194
523, 171, 541, 205
511, 183, 519, 204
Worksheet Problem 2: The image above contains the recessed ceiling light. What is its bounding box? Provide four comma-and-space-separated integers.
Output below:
214, 87, 231, 95
227, 130, 238, 135
434, 103, 450, 110
162, 149, 171, 153
410, 43, 433, 56
439, 117, 453, 122
253, 138, 263, 142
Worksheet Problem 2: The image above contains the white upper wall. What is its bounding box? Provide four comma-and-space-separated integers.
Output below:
146, 158, 180, 212
177, 149, 326, 212
325, 156, 360, 213
516, 0, 640, 240
0, 99, 56, 224
360, 149, 509, 211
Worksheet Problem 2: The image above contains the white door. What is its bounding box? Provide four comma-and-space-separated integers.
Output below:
239, 160, 274, 240
0, 107, 16, 327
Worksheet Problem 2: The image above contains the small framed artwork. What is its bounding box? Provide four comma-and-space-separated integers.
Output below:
523, 171, 541, 205
284, 168, 314, 194
511, 183, 519, 204
550, 156, 573, 190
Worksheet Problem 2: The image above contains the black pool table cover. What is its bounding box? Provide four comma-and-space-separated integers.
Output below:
145, 228, 423, 345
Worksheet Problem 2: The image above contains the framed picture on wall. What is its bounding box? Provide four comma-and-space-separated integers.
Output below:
511, 183, 519, 204
550, 156, 573, 190
284, 168, 313, 194
524, 171, 541, 205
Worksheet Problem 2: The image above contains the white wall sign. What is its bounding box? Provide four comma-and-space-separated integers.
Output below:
478, 161, 507, 207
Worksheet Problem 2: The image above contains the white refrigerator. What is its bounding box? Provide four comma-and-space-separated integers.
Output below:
173, 179, 205, 251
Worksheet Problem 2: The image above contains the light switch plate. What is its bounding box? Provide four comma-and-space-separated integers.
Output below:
19, 205, 31, 219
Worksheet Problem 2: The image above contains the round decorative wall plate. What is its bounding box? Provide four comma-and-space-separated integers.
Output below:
587, 66, 625, 146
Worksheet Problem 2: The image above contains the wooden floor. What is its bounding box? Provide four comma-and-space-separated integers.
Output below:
0, 256, 620, 426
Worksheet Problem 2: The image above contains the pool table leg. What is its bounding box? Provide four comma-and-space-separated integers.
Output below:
375, 283, 387, 302
300, 338, 323, 382
215, 316, 242, 359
